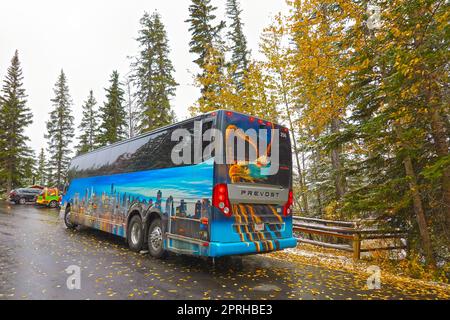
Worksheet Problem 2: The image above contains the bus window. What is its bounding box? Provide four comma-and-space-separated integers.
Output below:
201, 119, 214, 162
222, 113, 292, 188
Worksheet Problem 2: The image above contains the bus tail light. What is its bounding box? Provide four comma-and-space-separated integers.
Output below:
282, 189, 294, 216
213, 184, 232, 217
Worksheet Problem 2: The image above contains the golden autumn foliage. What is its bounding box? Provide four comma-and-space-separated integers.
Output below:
287, 0, 365, 135
188, 0, 449, 275
190, 47, 279, 122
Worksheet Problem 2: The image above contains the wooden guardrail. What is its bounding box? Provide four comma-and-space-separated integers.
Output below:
293, 216, 407, 261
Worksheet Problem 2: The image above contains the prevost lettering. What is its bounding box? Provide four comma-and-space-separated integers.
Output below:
240, 190, 280, 198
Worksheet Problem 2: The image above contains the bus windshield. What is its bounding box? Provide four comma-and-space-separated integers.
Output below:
222, 112, 292, 188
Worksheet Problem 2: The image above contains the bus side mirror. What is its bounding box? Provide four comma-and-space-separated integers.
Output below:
63, 183, 69, 195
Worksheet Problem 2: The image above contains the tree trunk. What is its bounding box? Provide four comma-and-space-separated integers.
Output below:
276, 66, 309, 215
6, 156, 13, 194
430, 107, 450, 226
313, 147, 322, 215
403, 155, 436, 268
6, 172, 12, 195
281, 89, 308, 214
330, 118, 347, 200
288, 120, 309, 215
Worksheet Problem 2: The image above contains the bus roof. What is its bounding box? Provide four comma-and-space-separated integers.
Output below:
70, 109, 287, 162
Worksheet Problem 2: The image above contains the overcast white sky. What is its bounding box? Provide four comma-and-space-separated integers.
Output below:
0, 0, 289, 155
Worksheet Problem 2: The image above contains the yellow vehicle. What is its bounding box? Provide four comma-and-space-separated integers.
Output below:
36, 188, 61, 208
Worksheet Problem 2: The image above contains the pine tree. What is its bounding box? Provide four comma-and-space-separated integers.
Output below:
226, 0, 250, 90
97, 71, 127, 146
36, 148, 46, 186
45, 70, 75, 189
76, 90, 99, 155
0, 50, 33, 193
186, 0, 225, 68
132, 11, 177, 133
21, 153, 36, 186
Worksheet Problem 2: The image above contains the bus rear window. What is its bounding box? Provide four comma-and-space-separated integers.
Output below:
222, 113, 292, 188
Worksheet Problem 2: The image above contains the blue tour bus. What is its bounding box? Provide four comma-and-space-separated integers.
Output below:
61, 110, 297, 258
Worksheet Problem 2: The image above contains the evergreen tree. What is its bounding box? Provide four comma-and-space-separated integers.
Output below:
21, 153, 36, 186
97, 71, 127, 146
186, 0, 225, 68
226, 0, 250, 90
132, 11, 177, 133
45, 70, 75, 189
0, 50, 33, 193
36, 148, 46, 186
76, 90, 99, 155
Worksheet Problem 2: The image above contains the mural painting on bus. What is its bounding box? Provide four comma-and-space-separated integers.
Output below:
216, 119, 289, 253
64, 158, 215, 239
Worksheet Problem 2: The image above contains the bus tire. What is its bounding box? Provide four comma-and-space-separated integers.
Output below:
64, 207, 77, 229
49, 200, 57, 208
148, 218, 166, 259
127, 215, 144, 252
19, 198, 26, 205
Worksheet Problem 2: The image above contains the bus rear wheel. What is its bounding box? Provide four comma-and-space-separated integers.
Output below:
127, 215, 143, 252
148, 218, 166, 258
49, 200, 58, 208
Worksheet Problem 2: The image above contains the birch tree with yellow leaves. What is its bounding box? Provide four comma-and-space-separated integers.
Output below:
287, 0, 365, 203
260, 17, 309, 214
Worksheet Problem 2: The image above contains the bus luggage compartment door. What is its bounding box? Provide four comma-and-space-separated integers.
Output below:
165, 196, 210, 256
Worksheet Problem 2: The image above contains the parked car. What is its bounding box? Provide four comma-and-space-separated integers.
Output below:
36, 187, 61, 208
9, 188, 42, 204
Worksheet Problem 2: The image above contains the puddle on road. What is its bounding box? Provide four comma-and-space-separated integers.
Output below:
252, 284, 282, 292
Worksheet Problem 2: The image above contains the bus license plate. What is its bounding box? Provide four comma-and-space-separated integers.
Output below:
254, 223, 264, 231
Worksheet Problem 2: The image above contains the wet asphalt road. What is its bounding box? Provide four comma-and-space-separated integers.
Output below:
0, 201, 447, 300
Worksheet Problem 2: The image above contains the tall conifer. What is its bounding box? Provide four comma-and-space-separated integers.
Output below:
186, 0, 225, 68
0, 50, 33, 193
132, 12, 177, 133
226, 0, 250, 90
76, 90, 99, 155
45, 70, 75, 188
97, 71, 127, 146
